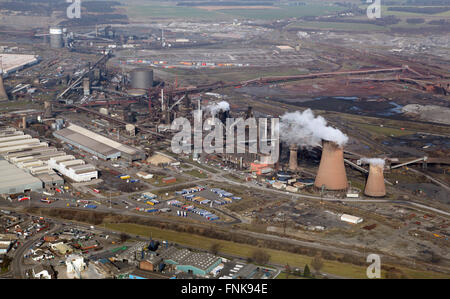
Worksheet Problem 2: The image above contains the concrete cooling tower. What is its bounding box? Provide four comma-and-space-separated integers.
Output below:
288, 144, 298, 171
314, 140, 348, 191
364, 163, 386, 197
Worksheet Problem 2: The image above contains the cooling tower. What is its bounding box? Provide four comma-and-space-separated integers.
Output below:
289, 144, 298, 171
0, 72, 8, 101
364, 164, 386, 197
314, 140, 348, 191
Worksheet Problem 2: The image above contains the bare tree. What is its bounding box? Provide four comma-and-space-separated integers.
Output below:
119, 233, 130, 243
209, 242, 222, 255
311, 254, 324, 275
251, 249, 270, 265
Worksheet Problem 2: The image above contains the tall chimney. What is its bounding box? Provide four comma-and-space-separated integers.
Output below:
44, 101, 53, 118
246, 106, 254, 119
364, 163, 386, 197
22, 116, 27, 129
0, 71, 8, 102
289, 144, 298, 171
314, 140, 348, 190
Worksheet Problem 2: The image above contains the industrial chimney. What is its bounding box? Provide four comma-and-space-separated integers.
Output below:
0, 69, 8, 102
364, 163, 386, 197
44, 101, 53, 118
288, 144, 299, 171
314, 140, 348, 191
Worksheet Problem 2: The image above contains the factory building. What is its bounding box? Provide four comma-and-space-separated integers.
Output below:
0, 127, 97, 193
160, 247, 222, 277
48, 156, 98, 182
0, 159, 43, 194
53, 123, 145, 161
0, 54, 40, 77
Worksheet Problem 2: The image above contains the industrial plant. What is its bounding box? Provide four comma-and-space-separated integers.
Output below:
0, 0, 448, 282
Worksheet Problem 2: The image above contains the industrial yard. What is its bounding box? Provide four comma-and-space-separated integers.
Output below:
0, 0, 449, 282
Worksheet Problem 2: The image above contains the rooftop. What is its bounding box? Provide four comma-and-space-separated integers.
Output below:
0, 159, 42, 190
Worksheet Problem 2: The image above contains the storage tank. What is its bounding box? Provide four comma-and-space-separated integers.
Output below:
49, 26, 64, 49
130, 68, 153, 90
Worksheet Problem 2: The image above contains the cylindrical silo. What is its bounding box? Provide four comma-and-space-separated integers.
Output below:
49, 26, 63, 49
130, 68, 154, 90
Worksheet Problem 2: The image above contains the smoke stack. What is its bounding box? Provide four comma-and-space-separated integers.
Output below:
22, 116, 27, 129
364, 163, 386, 197
314, 140, 348, 191
289, 144, 298, 171
0, 71, 8, 102
246, 106, 254, 119
83, 78, 91, 96
44, 101, 53, 118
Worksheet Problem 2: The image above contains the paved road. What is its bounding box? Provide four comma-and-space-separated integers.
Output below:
10, 223, 61, 279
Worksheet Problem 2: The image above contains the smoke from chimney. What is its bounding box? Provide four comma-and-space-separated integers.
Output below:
279, 109, 348, 147
289, 144, 299, 171
363, 158, 386, 197
205, 101, 230, 117
314, 140, 348, 190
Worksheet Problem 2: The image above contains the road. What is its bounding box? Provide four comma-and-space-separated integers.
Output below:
10, 223, 61, 279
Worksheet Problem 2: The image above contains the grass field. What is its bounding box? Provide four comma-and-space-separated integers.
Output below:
121, 1, 346, 21
358, 123, 413, 138
104, 222, 450, 279
185, 169, 208, 179
287, 20, 387, 32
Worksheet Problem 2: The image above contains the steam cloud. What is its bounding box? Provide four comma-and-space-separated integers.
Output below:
205, 101, 230, 116
361, 158, 385, 167
279, 109, 348, 147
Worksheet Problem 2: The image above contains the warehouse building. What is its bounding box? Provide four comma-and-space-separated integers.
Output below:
48, 155, 98, 182
160, 247, 222, 277
0, 54, 40, 77
53, 123, 145, 161
0, 159, 43, 194
0, 127, 97, 190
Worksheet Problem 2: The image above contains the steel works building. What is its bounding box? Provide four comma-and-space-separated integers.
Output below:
53, 123, 145, 161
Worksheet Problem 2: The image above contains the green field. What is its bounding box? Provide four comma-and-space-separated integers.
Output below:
358, 123, 413, 138
185, 169, 208, 178
121, 1, 346, 21
215, 4, 345, 20
287, 20, 387, 32
104, 222, 450, 279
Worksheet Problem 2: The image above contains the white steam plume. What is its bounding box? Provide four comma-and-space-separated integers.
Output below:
361, 158, 385, 167
205, 101, 230, 116
279, 109, 348, 147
